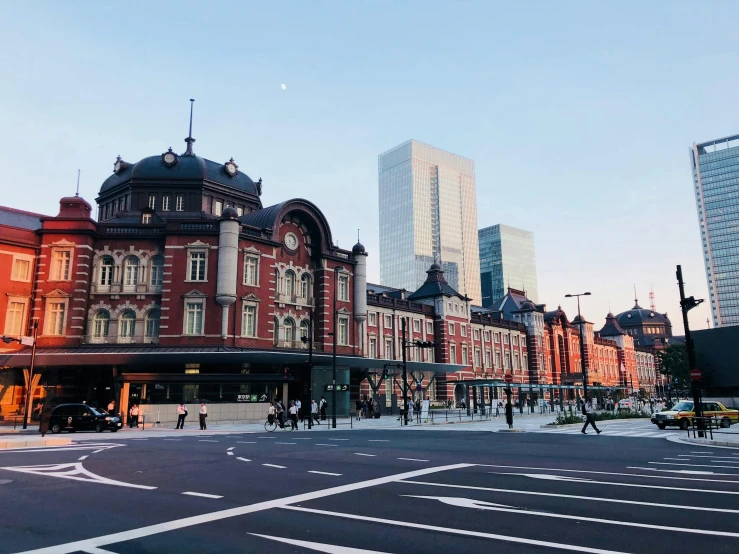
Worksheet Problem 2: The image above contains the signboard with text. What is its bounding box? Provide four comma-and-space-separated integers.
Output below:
325, 384, 348, 392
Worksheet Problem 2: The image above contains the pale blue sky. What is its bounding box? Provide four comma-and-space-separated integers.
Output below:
1, 0, 733, 333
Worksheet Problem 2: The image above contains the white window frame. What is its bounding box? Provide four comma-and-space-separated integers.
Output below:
241, 303, 257, 337
243, 255, 259, 286
461, 325, 467, 337
300, 273, 311, 299
142, 213, 152, 224
484, 331, 491, 342
145, 310, 160, 340
44, 299, 68, 336
368, 312, 376, 326
338, 274, 349, 301
176, 195, 184, 211
118, 311, 136, 343
448, 322, 455, 335
338, 316, 349, 345
413, 319, 420, 332
11, 255, 33, 282
426, 321, 433, 334
474, 348, 481, 368
485, 349, 491, 368
150, 257, 163, 287
148, 195, 157, 209
462, 345, 468, 365
385, 338, 393, 360
91, 310, 110, 343
369, 337, 377, 358
495, 332, 501, 343
123, 256, 139, 288
98, 256, 114, 286
187, 250, 208, 282
503, 334, 510, 345
162, 196, 171, 211
474, 329, 480, 340
183, 299, 205, 335
450, 343, 457, 363
214, 200, 223, 216
4, 298, 28, 337
384, 314, 392, 329
495, 350, 502, 369
50, 249, 73, 281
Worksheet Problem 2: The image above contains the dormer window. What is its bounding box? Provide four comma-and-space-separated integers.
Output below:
142, 213, 151, 224
148, 195, 156, 210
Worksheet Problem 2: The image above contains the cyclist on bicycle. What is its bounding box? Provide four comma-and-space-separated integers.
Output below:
275, 400, 285, 429
267, 402, 275, 425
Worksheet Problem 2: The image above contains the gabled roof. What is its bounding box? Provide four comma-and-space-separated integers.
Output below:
599, 312, 628, 337
408, 264, 469, 302
488, 287, 544, 320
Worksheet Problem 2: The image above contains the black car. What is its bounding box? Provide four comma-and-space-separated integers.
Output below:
49, 404, 122, 434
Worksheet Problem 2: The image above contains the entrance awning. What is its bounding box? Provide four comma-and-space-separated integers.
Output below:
0, 346, 466, 374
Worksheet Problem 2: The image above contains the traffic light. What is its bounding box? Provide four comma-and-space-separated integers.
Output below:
283, 367, 289, 380
681, 296, 704, 312
414, 340, 435, 348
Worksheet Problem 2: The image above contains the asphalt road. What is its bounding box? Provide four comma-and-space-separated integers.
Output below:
1, 426, 738, 554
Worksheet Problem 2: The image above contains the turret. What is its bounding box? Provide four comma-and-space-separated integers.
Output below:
215, 207, 240, 338
352, 241, 368, 323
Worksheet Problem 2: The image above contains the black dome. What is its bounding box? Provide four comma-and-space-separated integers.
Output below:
100, 154, 258, 196
615, 304, 671, 326
221, 206, 239, 219
352, 241, 366, 254
519, 301, 536, 311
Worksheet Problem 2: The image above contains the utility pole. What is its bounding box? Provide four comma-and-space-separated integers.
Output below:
676, 265, 704, 437
302, 308, 313, 429
565, 292, 591, 402
401, 318, 408, 426
332, 270, 338, 429
22, 319, 39, 430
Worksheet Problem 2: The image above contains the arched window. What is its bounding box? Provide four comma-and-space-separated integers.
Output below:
283, 318, 296, 346
145, 309, 160, 341
301, 273, 311, 299
285, 270, 296, 298
300, 320, 310, 348
123, 257, 139, 287
150, 256, 164, 287
99, 257, 114, 286
119, 310, 136, 343
91, 310, 109, 343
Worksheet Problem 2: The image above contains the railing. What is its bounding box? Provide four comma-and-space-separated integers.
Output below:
100, 226, 162, 235
274, 340, 329, 351
90, 284, 162, 295
275, 293, 315, 307
687, 415, 738, 440
81, 334, 160, 345
180, 223, 214, 231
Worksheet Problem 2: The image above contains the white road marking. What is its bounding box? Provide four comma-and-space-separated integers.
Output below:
163, 439, 182, 442
182, 492, 223, 499
664, 458, 686, 461
494, 471, 739, 495
13, 463, 473, 554
250, 533, 392, 553
354, 453, 376, 457
282, 506, 630, 554
626, 467, 739, 476
258, 436, 276, 439
276, 442, 296, 445
403, 495, 739, 538
81, 547, 116, 554
692, 451, 714, 454
227, 447, 234, 451
0, 463, 156, 490
130, 439, 148, 441
315, 444, 337, 447
292, 437, 312, 440
237, 441, 256, 444
78, 456, 88, 461
308, 471, 343, 476
481, 463, 739, 484
398, 458, 429, 462
227, 452, 234, 456
0, 445, 123, 454
262, 464, 286, 469
402, 479, 739, 514
236, 457, 251, 462
368, 440, 389, 442
678, 454, 738, 459
198, 440, 219, 443
328, 438, 349, 441
648, 461, 739, 469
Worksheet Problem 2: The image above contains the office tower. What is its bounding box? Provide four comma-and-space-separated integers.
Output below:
691, 135, 739, 327
478, 224, 539, 307
378, 140, 481, 304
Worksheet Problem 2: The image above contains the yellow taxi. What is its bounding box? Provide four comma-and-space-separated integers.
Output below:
651, 401, 739, 430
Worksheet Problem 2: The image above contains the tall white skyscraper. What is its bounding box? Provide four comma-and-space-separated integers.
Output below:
378, 139, 481, 304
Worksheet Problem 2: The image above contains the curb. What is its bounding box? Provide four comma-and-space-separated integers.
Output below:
0, 438, 71, 450
680, 437, 739, 449
498, 428, 526, 433
539, 418, 653, 429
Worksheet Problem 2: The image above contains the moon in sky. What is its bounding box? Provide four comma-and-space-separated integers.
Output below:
281, 84, 287, 90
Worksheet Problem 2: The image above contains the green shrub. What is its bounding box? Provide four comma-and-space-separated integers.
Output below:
593, 410, 651, 421
547, 414, 584, 426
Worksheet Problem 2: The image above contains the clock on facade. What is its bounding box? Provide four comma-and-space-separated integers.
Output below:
224, 157, 238, 176
284, 232, 298, 250
162, 148, 178, 167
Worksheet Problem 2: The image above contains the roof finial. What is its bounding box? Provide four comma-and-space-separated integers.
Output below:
184, 98, 196, 156
357, 229, 360, 243
75, 169, 81, 197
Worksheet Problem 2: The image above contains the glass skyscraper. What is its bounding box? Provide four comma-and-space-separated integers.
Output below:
478, 224, 539, 307
378, 140, 481, 304
691, 135, 739, 327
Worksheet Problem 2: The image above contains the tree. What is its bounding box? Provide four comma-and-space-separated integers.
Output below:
657, 343, 689, 389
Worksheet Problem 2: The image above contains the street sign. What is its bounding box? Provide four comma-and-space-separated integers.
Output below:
504, 373, 513, 384
690, 369, 702, 381
20, 336, 34, 346
325, 384, 348, 392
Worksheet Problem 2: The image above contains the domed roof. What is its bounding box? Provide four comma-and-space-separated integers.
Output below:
429, 262, 442, 271
519, 301, 536, 311
615, 300, 671, 327
352, 241, 366, 254
100, 152, 258, 196
572, 314, 586, 324
220, 206, 239, 220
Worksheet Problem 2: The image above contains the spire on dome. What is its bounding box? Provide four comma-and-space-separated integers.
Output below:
184, 98, 196, 156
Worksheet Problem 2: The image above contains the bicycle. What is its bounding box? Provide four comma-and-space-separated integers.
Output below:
264, 416, 295, 432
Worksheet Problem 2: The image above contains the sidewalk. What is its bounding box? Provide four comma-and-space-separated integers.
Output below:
680, 430, 739, 448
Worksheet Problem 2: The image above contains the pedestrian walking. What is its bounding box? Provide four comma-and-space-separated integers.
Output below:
107, 399, 115, 415
407, 398, 415, 422
355, 399, 363, 421
505, 401, 513, 429
199, 402, 207, 430
311, 399, 320, 424
39, 402, 52, 437
288, 401, 298, 429
129, 404, 139, 428
581, 398, 601, 435
175, 403, 187, 429
296, 399, 303, 422
362, 398, 369, 419
319, 396, 327, 420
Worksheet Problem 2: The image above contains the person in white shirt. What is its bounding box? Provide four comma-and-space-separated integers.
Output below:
581, 398, 601, 435
311, 399, 320, 425
288, 401, 298, 430
199, 402, 207, 430
175, 403, 187, 429
295, 399, 302, 422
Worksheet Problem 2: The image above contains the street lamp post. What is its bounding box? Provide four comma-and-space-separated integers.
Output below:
400, 318, 434, 426
331, 269, 340, 429
3, 318, 38, 430
676, 264, 705, 436
565, 292, 591, 402
301, 308, 313, 430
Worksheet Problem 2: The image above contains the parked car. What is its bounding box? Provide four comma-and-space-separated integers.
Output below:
49, 404, 122, 434
618, 399, 632, 409
651, 401, 739, 430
